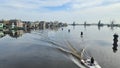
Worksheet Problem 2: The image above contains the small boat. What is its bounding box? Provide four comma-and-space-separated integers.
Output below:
81, 59, 101, 68
66, 41, 102, 68
69, 53, 102, 68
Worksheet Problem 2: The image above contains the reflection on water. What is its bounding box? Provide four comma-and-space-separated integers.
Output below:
0, 25, 120, 68
0, 30, 28, 39
0, 25, 63, 39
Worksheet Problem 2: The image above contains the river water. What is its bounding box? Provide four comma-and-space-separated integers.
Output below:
0, 25, 120, 68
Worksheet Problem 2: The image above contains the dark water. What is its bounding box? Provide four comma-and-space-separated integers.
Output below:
0, 26, 120, 68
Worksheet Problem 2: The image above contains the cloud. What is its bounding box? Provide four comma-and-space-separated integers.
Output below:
1, 0, 120, 11
70, 0, 103, 9
0, 0, 71, 10
72, 2, 120, 23
0, 0, 120, 23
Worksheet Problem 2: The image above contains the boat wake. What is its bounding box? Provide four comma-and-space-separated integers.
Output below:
69, 54, 86, 68
39, 39, 88, 68
33, 33, 101, 68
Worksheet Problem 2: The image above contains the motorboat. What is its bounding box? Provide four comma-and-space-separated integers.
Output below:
81, 58, 101, 68
66, 42, 102, 68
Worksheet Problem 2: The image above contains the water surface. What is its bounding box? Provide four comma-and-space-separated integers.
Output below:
0, 26, 120, 68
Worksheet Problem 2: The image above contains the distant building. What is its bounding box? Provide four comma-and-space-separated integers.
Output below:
39, 21, 46, 29
53, 21, 59, 27
0, 23, 3, 28
34, 21, 40, 29
4, 21, 9, 29
30, 21, 39, 29
22, 21, 31, 29
9, 19, 24, 29
0, 20, 4, 30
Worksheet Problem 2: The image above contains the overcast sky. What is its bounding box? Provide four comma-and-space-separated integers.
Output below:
0, 0, 120, 24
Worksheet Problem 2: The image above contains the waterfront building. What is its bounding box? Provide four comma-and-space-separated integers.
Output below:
39, 21, 46, 29
0, 20, 4, 30
22, 21, 31, 29
9, 19, 24, 29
